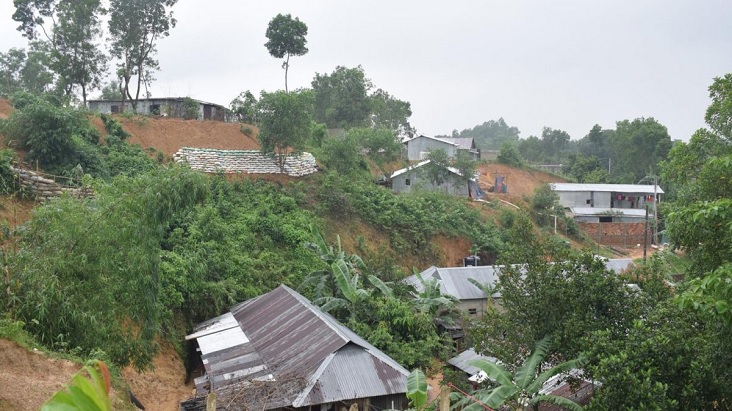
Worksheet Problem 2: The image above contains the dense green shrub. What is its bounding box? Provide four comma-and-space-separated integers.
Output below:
5, 166, 208, 369
2, 92, 102, 175
497, 142, 524, 167
315, 174, 502, 257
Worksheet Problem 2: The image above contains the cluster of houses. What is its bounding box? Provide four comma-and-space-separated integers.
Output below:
88, 98, 663, 240
396, 134, 664, 245
181, 257, 634, 410
86, 98, 661, 409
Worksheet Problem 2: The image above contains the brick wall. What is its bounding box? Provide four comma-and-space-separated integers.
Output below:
579, 222, 651, 247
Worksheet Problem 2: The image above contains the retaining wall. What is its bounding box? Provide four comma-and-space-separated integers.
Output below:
579, 222, 651, 247
173, 147, 318, 177
12, 167, 93, 201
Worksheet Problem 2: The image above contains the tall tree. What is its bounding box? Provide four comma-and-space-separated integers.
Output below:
0, 48, 28, 97
12, 0, 107, 104
256, 90, 312, 169
312, 65, 372, 128
577, 124, 613, 169
540, 127, 571, 163
369, 88, 414, 138
705, 73, 732, 139
469, 252, 637, 366
108, 0, 178, 112
264, 13, 308, 93
443, 118, 521, 150
422, 148, 452, 187
608, 117, 671, 183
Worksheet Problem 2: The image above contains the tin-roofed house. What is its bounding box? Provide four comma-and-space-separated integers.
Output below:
390, 160, 483, 198
550, 183, 664, 246
404, 265, 503, 319
87, 97, 231, 121
402, 135, 460, 161
441, 137, 480, 160
404, 259, 634, 319
181, 285, 409, 411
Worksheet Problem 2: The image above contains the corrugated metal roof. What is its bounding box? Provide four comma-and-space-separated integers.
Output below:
298, 343, 408, 407
185, 285, 408, 409
406, 259, 634, 301
447, 348, 498, 375
405, 266, 504, 300
551, 183, 664, 194
390, 160, 464, 178
605, 258, 634, 273
440, 137, 475, 150
570, 207, 649, 217
402, 135, 460, 147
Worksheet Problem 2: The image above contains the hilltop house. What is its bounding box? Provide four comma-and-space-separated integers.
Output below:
390, 160, 483, 198
402, 135, 460, 161
440, 137, 481, 160
87, 97, 230, 121
181, 285, 409, 411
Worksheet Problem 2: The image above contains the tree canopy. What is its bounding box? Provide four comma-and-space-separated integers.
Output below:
12, 0, 107, 104
108, 0, 178, 111
312, 65, 372, 128
256, 90, 313, 169
265, 13, 308, 93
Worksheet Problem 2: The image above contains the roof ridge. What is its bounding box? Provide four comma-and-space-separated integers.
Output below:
279, 285, 352, 344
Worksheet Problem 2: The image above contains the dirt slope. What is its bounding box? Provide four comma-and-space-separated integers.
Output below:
112, 116, 260, 157
122, 344, 193, 411
477, 163, 567, 204
0, 339, 80, 411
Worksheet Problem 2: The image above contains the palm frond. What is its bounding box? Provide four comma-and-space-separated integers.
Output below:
367, 274, 394, 298
318, 297, 347, 313
332, 259, 357, 301
470, 385, 520, 410
526, 357, 587, 394
515, 335, 551, 389
468, 358, 513, 387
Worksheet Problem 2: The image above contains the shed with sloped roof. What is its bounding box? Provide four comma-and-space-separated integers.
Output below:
402, 135, 460, 161
181, 285, 409, 411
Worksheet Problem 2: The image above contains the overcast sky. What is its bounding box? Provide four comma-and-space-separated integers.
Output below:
2, 1, 731, 141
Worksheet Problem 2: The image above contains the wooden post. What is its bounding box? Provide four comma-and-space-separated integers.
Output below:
440, 385, 451, 411
206, 392, 216, 411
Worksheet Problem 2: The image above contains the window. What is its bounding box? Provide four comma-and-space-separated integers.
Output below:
405, 178, 411, 186
468, 308, 477, 315
599, 216, 613, 223
150, 104, 161, 115
586, 199, 592, 205
110, 105, 120, 114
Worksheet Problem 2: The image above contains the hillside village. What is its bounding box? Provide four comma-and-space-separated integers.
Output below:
1, 3, 732, 411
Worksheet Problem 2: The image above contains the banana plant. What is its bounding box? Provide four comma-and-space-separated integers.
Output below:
461, 337, 586, 411
41, 360, 112, 411
407, 369, 428, 410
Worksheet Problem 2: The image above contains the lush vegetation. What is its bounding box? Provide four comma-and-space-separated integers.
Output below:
2, 3, 732, 408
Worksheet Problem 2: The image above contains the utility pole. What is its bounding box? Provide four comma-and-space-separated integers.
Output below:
643, 205, 649, 264
653, 175, 659, 245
